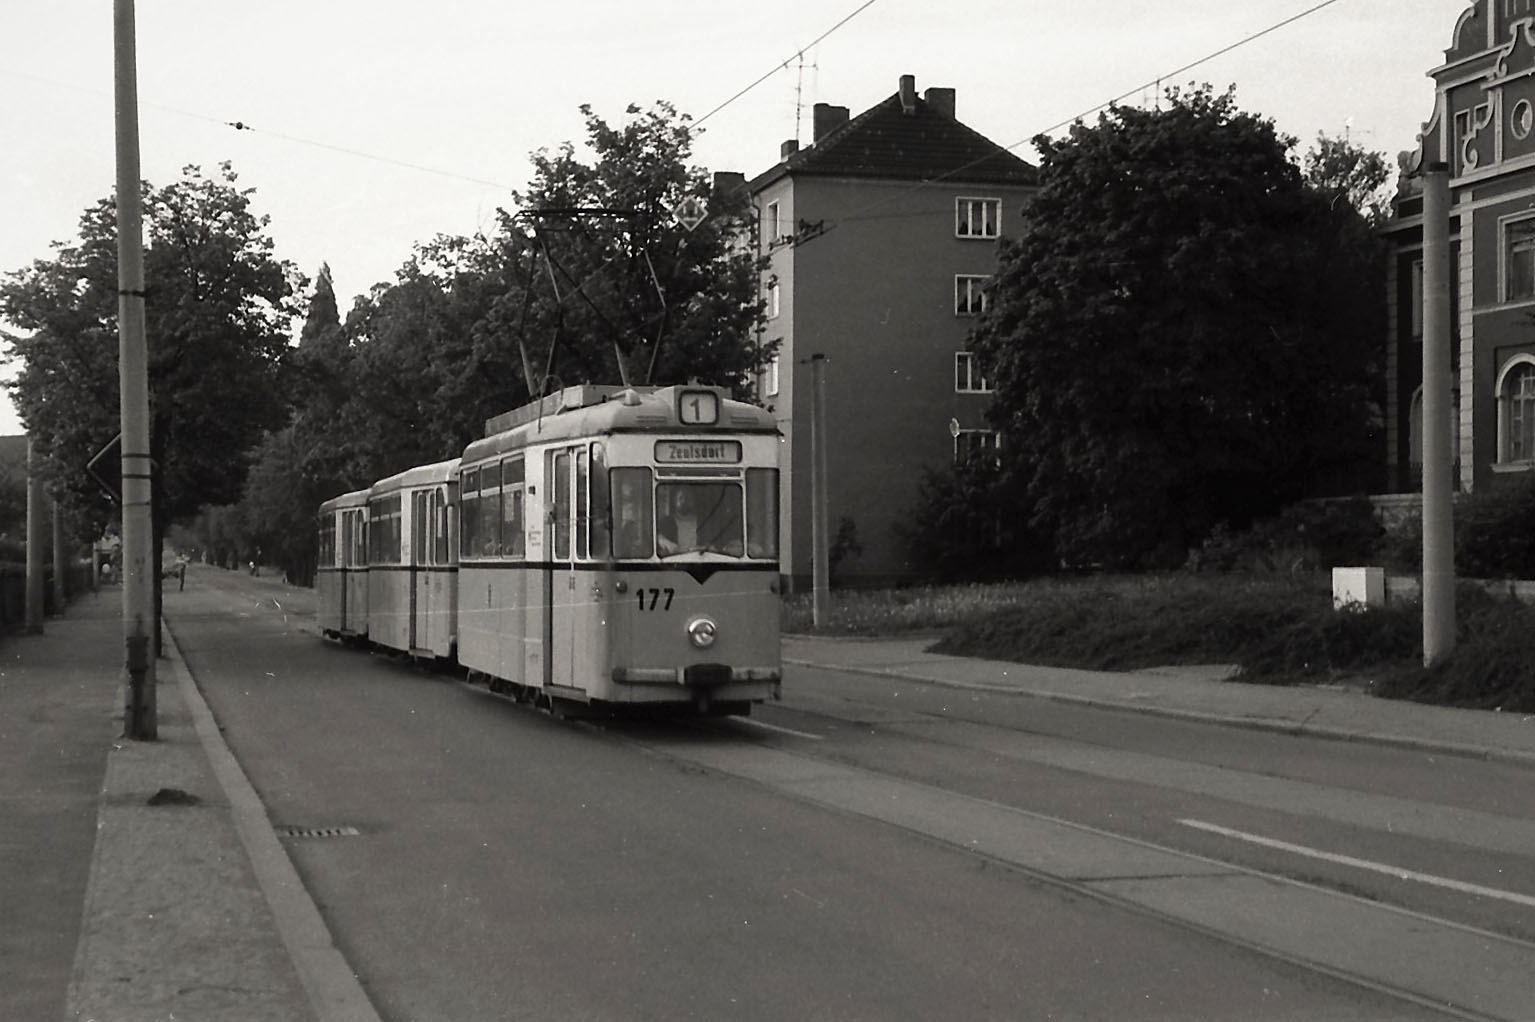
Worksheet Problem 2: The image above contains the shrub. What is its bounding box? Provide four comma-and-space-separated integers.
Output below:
904, 459, 1053, 583
1454, 475, 1535, 578
1189, 497, 1384, 574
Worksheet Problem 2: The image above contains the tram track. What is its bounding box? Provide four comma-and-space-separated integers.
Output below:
601, 709, 1535, 1022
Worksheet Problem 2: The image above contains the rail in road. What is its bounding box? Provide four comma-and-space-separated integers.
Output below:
170, 565, 1535, 1021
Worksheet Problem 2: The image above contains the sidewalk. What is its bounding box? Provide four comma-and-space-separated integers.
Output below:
0, 589, 334, 1022
784, 633, 1535, 767
5, 598, 1534, 1022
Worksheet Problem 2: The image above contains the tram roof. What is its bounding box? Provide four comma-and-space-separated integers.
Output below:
368, 457, 461, 497
463, 384, 777, 464
318, 487, 371, 514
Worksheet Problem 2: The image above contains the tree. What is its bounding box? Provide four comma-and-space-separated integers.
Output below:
971, 86, 1385, 569
1, 163, 300, 582
508, 101, 766, 394
299, 101, 768, 498
1303, 131, 1395, 228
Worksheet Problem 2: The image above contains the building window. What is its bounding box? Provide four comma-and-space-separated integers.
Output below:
954, 428, 998, 464
955, 275, 988, 316
955, 352, 991, 393
764, 200, 784, 249
763, 350, 780, 398
1505, 217, 1535, 301
1409, 259, 1423, 339
956, 197, 1000, 239
1498, 357, 1535, 463
767, 279, 780, 319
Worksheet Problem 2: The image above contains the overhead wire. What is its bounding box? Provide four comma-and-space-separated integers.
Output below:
692, 0, 884, 129
829, 0, 1353, 232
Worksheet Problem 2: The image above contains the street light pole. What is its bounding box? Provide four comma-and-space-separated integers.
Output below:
115, 0, 156, 738
808, 354, 830, 627
1421, 162, 1455, 667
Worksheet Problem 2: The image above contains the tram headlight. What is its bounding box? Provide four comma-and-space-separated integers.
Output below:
687, 616, 718, 649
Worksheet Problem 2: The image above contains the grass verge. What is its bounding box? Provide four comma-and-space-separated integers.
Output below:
785, 575, 1535, 713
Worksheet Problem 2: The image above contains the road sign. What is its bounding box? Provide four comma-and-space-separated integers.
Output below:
672, 196, 707, 231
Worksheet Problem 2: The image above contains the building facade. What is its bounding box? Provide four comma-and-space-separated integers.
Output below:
1384, 0, 1535, 494
745, 75, 1037, 587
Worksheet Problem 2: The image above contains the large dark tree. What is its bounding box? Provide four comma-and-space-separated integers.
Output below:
1, 162, 299, 572
970, 86, 1385, 568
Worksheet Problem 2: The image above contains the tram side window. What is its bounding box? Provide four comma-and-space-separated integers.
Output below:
552, 451, 571, 560
369, 496, 402, 565
746, 468, 779, 559
344, 510, 366, 567
412, 491, 429, 565
433, 489, 449, 564
459, 469, 479, 558
590, 446, 612, 559
480, 462, 502, 555
318, 517, 335, 567
575, 448, 589, 560
501, 457, 525, 558
611, 468, 653, 559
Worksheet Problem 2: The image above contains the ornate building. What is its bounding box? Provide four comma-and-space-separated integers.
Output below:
1384, 0, 1535, 493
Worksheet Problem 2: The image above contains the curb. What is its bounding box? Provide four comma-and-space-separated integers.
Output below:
164, 623, 383, 1022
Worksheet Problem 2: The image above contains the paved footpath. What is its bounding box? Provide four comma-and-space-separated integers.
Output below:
3, 589, 1534, 1022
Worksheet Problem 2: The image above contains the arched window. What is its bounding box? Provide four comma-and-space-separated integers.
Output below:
1497, 356, 1535, 464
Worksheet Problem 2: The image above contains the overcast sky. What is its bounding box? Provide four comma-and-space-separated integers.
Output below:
1, 0, 1470, 435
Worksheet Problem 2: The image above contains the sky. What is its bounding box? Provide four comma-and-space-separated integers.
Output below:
1, 0, 1473, 436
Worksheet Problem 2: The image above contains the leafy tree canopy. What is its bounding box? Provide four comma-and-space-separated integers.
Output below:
0, 162, 300, 538
231, 102, 768, 582
971, 85, 1385, 569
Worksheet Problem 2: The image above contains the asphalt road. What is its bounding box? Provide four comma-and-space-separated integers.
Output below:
165, 567, 1535, 1020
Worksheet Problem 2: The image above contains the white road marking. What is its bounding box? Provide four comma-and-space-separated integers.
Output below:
732, 717, 823, 741
1179, 818, 1535, 909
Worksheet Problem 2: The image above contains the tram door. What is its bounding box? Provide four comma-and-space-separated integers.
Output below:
410, 489, 429, 652
545, 447, 592, 690
409, 485, 452, 656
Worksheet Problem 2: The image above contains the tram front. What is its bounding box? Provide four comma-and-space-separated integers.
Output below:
588, 390, 781, 713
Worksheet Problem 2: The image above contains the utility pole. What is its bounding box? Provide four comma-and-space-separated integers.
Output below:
52, 498, 67, 612
25, 438, 45, 634
1421, 162, 1455, 667
808, 354, 830, 627
115, 0, 156, 738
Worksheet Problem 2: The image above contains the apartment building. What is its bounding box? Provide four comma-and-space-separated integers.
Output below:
746, 74, 1037, 587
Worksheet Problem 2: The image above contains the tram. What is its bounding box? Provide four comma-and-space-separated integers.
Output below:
316, 383, 783, 715
316, 487, 370, 642
366, 458, 459, 659
457, 384, 782, 713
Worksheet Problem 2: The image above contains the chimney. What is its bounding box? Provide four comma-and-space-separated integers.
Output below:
899, 74, 917, 115
812, 103, 850, 143
711, 171, 745, 201
781, 139, 800, 159
923, 87, 955, 119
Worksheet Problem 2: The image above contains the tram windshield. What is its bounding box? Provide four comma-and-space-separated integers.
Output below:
608, 467, 778, 560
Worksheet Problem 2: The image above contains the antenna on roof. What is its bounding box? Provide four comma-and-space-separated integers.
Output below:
793, 49, 818, 145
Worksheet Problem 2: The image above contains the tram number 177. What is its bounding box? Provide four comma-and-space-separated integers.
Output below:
637, 587, 675, 611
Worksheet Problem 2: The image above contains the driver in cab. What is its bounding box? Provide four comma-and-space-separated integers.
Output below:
656, 487, 698, 556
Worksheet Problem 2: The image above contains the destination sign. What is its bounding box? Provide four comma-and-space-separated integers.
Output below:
654, 440, 742, 464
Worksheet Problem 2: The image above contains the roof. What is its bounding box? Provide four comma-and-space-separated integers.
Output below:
750, 89, 1037, 191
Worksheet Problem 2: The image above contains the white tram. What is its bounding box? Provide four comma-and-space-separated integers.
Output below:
316, 488, 370, 642
456, 384, 782, 713
366, 458, 459, 659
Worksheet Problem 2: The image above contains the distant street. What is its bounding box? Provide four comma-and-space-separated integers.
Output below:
165, 566, 1535, 1020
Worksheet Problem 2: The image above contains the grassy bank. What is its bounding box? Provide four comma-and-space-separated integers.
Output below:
783, 575, 1535, 713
